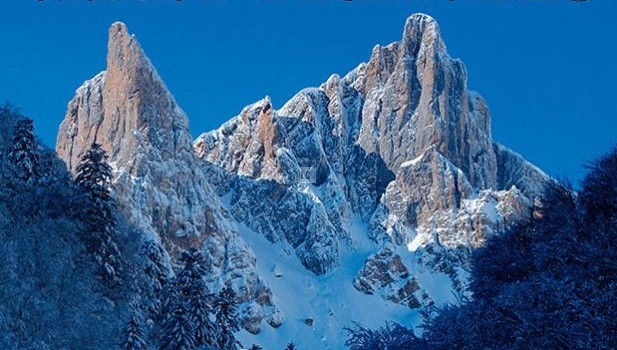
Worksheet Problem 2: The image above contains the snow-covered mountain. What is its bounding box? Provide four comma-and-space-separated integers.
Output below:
56, 14, 550, 348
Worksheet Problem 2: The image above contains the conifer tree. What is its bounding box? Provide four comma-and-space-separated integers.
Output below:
189, 277, 216, 348
180, 249, 216, 348
8, 118, 39, 182
285, 342, 297, 350
141, 240, 169, 319
122, 312, 148, 350
215, 286, 240, 350
75, 142, 122, 286
160, 249, 217, 349
160, 301, 195, 350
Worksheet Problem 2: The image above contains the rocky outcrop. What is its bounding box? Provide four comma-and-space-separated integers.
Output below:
494, 143, 551, 199
195, 93, 395, 275
56, 23, 275, 332
368, 147, 533, 251
353, 245, 421, 309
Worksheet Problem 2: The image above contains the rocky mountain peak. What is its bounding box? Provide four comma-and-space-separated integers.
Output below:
107, 21, 135, 63
104, 21, 151, 111
57, 22, 192, 174
195, 12, 549, 291
401, 13, 444, 56
349, 12, 497, 190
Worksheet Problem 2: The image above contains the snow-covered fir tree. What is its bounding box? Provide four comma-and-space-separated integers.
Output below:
178, 249, 217, 348
188, 272, 216, 348
122, 311, 148, 350
285, 342, 297, 350
344, 322, 420, 350
0, 107, 126, 349
75, 142, 122, 287
215, 286, 240, 350
141, 240, 170, 320
160, 249, 219, 349
8, 118, 39, 182
0, 104, 19, 156
160, 301, 196, 350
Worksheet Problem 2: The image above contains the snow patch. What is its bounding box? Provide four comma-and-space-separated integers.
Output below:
400, 153, 425, 168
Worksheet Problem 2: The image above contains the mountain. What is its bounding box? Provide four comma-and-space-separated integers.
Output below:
56, 15, 550, 348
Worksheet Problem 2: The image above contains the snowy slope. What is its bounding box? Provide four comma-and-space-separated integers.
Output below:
234, 218, 456, 349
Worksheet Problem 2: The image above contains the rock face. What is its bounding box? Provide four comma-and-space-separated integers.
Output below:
56, 23, 276, 332
195, 13, 550, 305
368, 147, 533, 251
353, 245, 421, 309
355, 15, 497, 190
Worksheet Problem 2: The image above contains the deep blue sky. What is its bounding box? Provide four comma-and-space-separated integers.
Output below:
0, 1, 615, 183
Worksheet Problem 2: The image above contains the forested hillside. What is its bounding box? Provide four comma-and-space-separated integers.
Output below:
0, 105, 243, 350
0, 105, 128, 349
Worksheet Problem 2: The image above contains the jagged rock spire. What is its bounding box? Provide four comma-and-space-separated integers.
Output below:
401, 13, 445, 53
57, 22, 192, 173
355, 13, 497, 189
